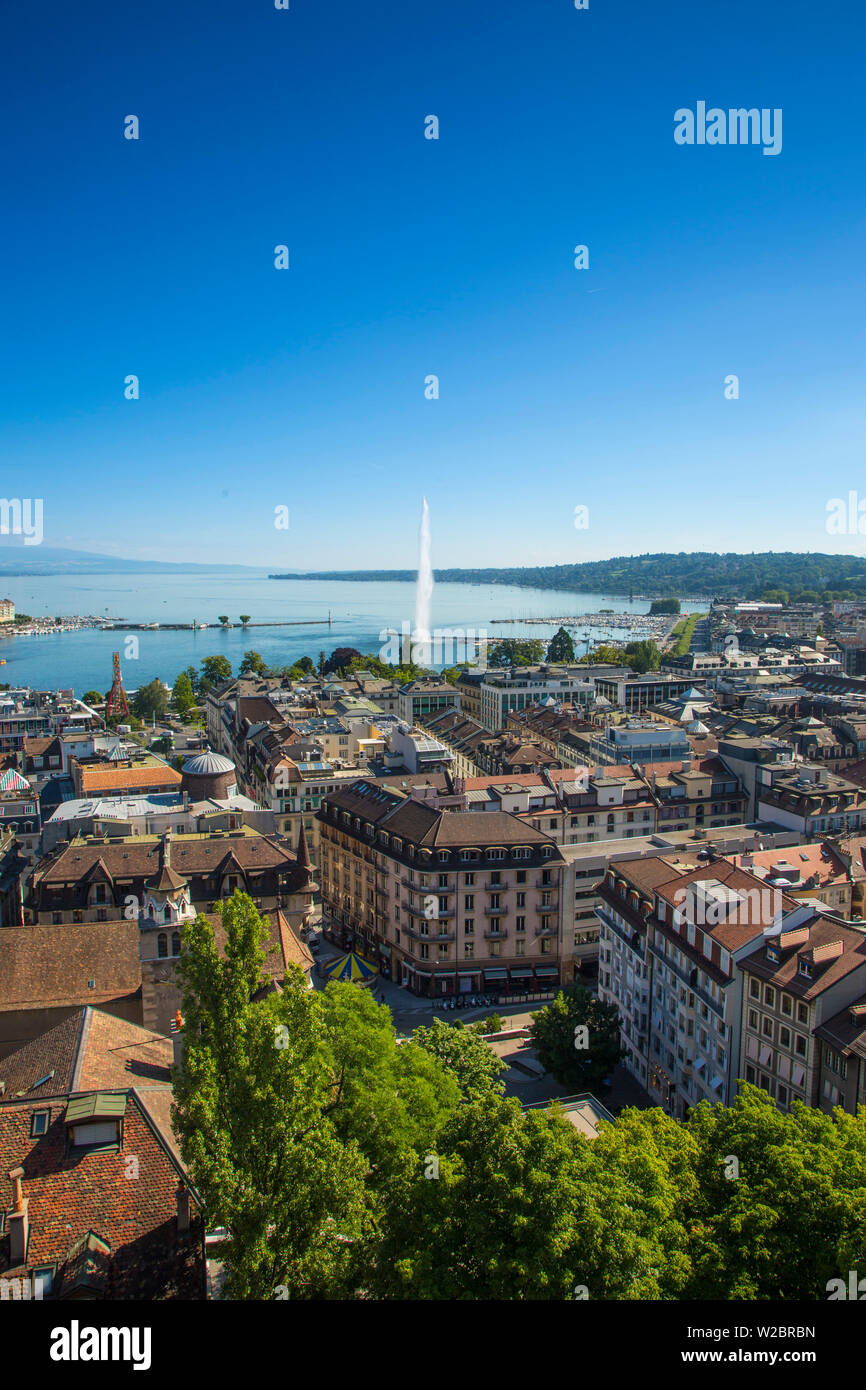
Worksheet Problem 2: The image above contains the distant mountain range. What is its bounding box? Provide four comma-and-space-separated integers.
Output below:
273, 552, 866, 599
0, 545, 265, 576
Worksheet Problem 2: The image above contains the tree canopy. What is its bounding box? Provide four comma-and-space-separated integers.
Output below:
173, 895, 866, 1301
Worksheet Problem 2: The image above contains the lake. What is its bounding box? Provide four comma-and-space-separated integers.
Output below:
0, 573, 709, 695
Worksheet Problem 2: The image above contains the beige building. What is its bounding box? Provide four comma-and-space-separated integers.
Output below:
318, 781, 566, 999
739, 913, 866, 1112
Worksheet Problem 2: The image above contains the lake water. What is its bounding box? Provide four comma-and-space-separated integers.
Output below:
0, 573, 709, 695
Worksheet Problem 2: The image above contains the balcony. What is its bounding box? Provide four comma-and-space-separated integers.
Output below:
535, 925, 556, 936
405, 926, 456, 943
484, 880, 508, 891
484, 904, 508, 917
403, 900, 456, 920
483, 928, 508, 940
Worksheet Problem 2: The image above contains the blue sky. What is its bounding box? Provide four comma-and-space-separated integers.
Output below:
1, 0, 865, 569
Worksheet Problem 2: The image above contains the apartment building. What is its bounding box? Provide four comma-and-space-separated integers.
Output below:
318, 780, 566, 999
580, 720, 693, 766
0, 767, 41, 856
815, 997, 866, 1115
478, 666, 607, 731
0, 689, 97, 754
596, 856, 802, 1112
592, 673, 699, 715
420, 707, 486, 776
756, 764, 866, 836
0, 598, 14, 623
561, 822, 802, 987
739, 912, 866, 1112
646, 757, 748, 834
725, 842, 853, 916
29, 826, 314, 926
397, 680, 460, 725
71, 752, 183, 800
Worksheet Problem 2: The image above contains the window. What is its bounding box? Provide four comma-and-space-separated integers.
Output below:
748, 1009, 758, 1029
172, 932, 181, 956
516, 892, 526, 908
764, 986, 775, 1007
71, 1120, 121, 1150
464, 894, 474, 909
464, 872, 475, 886
776, 1084, 788, 1107
795, 1034, 807, 1057
749, 979, 760, 999
516, 916, 525, 932
464, 918, 474, 933
779, 1026, 791, 1049
158, 933, 168, 958
32, 1267, 54, 1299
797, 1002, 809, 1024
516, 870, 526, 884
31, 1110, 49, 1137
781, 993, 792, 1016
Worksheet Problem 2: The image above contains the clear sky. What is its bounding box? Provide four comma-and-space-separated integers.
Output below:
2, 0, 865, 569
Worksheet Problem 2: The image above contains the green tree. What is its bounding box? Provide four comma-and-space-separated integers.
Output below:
133, 678, 169, 722
239, 650, 270, 677
172, 894, 370, 1300
295, 656, 315, 674
172, 671, 196, 715
323, 647, 363, 676
529, 984, 622, 1091
373, 1096, 601, 1300
82, 690, 103, 706
625, 639, 661, 673
239, 615, 251, 626
218, 615, 230, 627
578, 644, 629, 666
487, 638, 545, 668
547, 627, 576, 663
649, 598, 681, 614
198, 655, 233, 693
683, 1085, 866, 1299
413, 1018, 506, 1100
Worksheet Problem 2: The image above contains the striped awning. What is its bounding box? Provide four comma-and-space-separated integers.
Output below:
324, 952, 378, 983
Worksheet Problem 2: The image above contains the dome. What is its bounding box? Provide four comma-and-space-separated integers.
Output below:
182, 749, 236, 777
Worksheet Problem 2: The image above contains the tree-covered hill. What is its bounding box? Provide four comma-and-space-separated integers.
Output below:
273, 552, 866, 600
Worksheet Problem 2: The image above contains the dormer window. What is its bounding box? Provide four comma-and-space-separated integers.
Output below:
798, 958, 813, 978
487, 849, 504, 861
66, 1094, 125, 1152
766, 944, 780, 963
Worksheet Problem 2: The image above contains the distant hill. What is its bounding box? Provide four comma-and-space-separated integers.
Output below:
273, 552, 866, 599
0, 545, 264, 576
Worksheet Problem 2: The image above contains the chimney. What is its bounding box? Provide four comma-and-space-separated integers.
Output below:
8, 1166, 29, 1264
170, 1010, 184, 1070
176, 1183, 191, 1234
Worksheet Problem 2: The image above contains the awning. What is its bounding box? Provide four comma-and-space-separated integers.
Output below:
458, 972, 478, 980
66, 1093, 127, 1123
509, 968, 533, 978
483, 968, 508, 979
378, 944, 391, 956
534, 967, 558, 977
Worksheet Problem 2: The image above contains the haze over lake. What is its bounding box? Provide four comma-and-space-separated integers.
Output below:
0, 573, 708, 695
